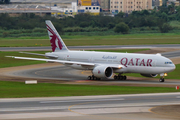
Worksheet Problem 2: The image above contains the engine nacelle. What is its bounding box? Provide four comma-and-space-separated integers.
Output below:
93, 66, 113, 78
140, 74, 158, 78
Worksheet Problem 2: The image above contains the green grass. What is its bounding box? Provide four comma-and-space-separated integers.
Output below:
0, 81, 178, 98
169, 21, 180, 29
1, 33, 180, 47
0, 51, 46, 68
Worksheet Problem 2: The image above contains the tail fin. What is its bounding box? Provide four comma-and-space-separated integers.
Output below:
45, 20, 68, 52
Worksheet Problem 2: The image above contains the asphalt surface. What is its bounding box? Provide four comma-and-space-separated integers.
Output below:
1, 44, 180, 51
10, 65, 87, 81
0, 93, 180, 120
8, 65, 180, 86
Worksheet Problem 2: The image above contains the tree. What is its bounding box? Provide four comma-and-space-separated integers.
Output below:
158, 6, 168, 14
176, 5, 180, 13
141, 10, 150, 16
116, 11, 125, 18
53, 23, 64, 35
168, 2, 175, 14
108, 23, 115, 29
4, 0, 10, 4
79, 21, 90, 27
0, 0, 10, 4
114, 22, 129, 34
159, 23, 172, 33
161, 12, 168, 21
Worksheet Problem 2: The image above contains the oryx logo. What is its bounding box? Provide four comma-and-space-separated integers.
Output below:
98, 70, 101, 74
46, 24, 63, 52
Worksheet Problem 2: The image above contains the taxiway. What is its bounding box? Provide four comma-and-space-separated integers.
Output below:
0, 93, 180, 120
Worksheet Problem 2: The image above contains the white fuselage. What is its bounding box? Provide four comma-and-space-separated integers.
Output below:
47, 50, 176, 74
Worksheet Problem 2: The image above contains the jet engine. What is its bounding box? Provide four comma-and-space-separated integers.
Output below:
140, 74, 158, 78
92, 66, 113, 78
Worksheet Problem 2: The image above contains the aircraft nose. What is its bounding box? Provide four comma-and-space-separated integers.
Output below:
172, 63, 176, 70
169, 63, 176, 72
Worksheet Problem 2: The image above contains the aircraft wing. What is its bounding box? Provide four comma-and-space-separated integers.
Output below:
6, 56, 95, 66
19, 52, 58, 59
6, 56, 125, 69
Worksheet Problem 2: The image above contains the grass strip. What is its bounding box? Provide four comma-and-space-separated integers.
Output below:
1, 33, 180, 47
0, 81, 179, 98
0, 51, 46, 68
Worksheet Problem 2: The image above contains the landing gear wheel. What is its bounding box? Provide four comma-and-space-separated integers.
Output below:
114, 75, 127, 80
87, 76, 92, 80
114, 75, 118, 80
119, 76, 123, 80
91, 75, 95, 80
159, 78, 165, 82
87, 75, 101, 80
123, 76, 127, 80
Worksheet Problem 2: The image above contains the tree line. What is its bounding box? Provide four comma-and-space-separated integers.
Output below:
0, 0, 10, 4
0, 4, 180, 34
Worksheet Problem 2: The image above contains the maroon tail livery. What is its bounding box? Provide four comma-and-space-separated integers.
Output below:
46, 20, 68, 52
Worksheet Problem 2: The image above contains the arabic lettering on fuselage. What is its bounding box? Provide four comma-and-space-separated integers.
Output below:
102, 55, 117, 59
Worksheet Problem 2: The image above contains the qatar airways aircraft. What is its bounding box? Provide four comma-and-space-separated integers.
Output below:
7, 20, 176, 82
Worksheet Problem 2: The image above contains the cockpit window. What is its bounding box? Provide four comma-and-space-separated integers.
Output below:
165, 62, 173, 64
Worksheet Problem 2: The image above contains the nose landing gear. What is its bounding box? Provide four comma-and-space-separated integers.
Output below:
159, 77, 165, 82
159, 73, 167, 82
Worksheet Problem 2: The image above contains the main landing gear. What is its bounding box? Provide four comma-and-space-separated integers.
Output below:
114, 74, 127, 80
87, 75, 101, 80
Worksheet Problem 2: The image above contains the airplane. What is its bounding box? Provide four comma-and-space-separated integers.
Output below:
6, 20, 176, 82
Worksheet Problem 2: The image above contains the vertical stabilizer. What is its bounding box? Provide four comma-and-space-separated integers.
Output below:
45, 20, 68, 52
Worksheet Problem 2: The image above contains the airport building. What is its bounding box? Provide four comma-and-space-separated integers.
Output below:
110, 0, 152, 14
7, 0, 100, 16
3, 0, 169, 16
77, 0, 100, 15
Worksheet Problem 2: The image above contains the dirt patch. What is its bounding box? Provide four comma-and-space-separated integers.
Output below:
151, 105, 180, 119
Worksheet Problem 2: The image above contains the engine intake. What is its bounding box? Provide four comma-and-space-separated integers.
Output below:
140, 74, 158, 78
93, 66, 113, 78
